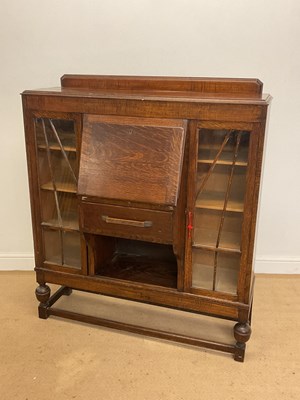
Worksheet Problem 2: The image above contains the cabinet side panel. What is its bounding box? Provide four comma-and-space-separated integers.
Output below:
240, 118, 267, 303
183, 121, 199, 290
237, 126, 260, 302
22, 97, 43, 269
173, 123, 190, 291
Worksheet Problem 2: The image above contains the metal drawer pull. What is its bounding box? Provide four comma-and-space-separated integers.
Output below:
102, 215, 153, 228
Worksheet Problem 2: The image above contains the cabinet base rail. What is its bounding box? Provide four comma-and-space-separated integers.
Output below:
37, 285, 247, 362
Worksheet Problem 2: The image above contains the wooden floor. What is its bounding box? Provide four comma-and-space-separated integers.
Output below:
0, 271, 299, 400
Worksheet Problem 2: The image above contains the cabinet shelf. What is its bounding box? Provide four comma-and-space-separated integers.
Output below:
38, 143, 76, 152
41, 215, 79, 231
193, 227, 241, 253
195, 192, 244, 213
198, 150, 248, 167
36, 128, 76, 152
41, 181, 77, 194
192, 243, 241, 254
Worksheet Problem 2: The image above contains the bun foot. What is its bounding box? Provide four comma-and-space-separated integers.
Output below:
35, 284, 51, 303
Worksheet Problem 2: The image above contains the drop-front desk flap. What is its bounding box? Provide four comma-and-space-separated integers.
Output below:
78, 115, 187, 205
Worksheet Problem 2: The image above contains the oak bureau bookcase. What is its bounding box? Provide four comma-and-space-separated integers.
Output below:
22, 75, 271, 361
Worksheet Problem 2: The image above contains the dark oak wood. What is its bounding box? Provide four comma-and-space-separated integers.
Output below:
38, 286, 72, 319
243, 118, 268, 304
61, 75, 263, 96
80, 202, 173, 244
38, 267, 247, 319
24, 94, 267, 122
35, 284, 51, 303
22, 75, 271, 361
233, 322, 252, 362
78, 115, 186, 206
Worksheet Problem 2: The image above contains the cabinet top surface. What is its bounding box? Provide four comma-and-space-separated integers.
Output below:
22, 75, 271, 106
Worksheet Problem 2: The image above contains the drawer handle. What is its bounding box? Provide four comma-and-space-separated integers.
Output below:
102, 215, 153, 228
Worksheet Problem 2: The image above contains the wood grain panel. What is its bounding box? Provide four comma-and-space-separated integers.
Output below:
80, 202, 173, 244
61, 75, 263, 96
78, 115, 186, 206
39, 268, 245, 319
23, 95, 268, 122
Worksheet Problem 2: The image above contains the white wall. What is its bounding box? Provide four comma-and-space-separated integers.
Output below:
0, 0, 299, 272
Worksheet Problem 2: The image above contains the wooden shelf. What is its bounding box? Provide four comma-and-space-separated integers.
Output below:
38, 143, 76, 152
198, 149, 248, 166
192, 244, 241, 254
41, 215, 79, 231
193, 228, 241, 253
41, 181, 77, 194
195, 192, 244, 213
36, 129, 76, 152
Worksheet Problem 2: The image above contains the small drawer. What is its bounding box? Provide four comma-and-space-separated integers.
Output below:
79, 202, 173, 244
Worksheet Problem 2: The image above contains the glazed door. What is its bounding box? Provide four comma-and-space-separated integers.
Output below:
33, 112, 86, 274
185, 122, 259, 300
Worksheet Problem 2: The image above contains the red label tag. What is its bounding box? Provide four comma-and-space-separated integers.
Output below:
187, 211, 193, 239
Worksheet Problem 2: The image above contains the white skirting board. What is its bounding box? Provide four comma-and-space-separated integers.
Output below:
0, 253, 35, 270
0, 253, 299, 274
254, 257, 300, 274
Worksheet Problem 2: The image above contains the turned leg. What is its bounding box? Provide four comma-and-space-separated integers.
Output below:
233, 322, 252, 362
35, 284, 51, 319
